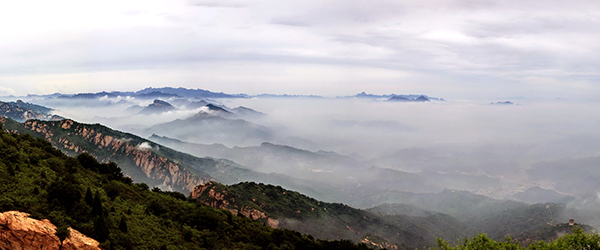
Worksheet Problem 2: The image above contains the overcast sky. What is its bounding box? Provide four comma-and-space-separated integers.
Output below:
1, 0, 599, 99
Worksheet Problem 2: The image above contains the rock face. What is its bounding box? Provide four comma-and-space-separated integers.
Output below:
0, 211, 100, 250
19, 119, 208, 192
190, 181, 279, 228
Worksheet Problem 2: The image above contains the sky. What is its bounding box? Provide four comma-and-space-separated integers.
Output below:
1, 0, 600, 100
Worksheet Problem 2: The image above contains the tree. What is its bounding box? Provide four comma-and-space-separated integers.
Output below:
77, 153, 100, 172
7, 164, 15, 176
47, 177, 82, 212
92, 192, 103, 217
119, 216, 128, 233
93, 216, 110, 242
84, 187, 93, 206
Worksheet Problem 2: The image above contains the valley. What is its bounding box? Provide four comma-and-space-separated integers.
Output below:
1, 87, 600, 249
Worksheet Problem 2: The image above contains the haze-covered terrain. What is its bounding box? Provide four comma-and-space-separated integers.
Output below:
2, 87, 600, 247
6, 90, 600, 205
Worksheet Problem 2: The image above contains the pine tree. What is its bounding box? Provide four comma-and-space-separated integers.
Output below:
7, 164, 15, 176
119, 216, 128, 233
84, 187, 93, 206
93, 216, 110, 242
92, 192, 103, 217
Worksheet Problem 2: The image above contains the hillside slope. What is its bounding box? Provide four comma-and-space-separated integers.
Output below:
0, 117, 348, 202
190, 181, 477, 249
0, 127, 371, 249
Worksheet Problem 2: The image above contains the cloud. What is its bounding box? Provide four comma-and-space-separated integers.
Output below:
2, 0, 600, 99
136, 142, 153, 150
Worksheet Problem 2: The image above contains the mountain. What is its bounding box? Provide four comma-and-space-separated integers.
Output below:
350, 189, 525, 220
360, 192, 594, 243
148, 136, 442, 205
254, 94, 323, 98
148, 136, 362, 178
136, 87, 248, 98
138, 99, 176, 115
511, 187, 574, 204
0, 117, 208, 192
489, 101, 514, 105
231, 106, 266, 118
144, 110, 274, 147
471, 203, 593, 242
388, 95, 430, 102
168, 99, 208, 109
0, 129, 369, 249
367, 203, 436, 218
527, 156, 600, 198
0, 100, 63, 122
0, 117, 347, 202
190, 181, 476, 249
24, 87, 247, 101
350, 92, 444, 101
204, 103, 233, 116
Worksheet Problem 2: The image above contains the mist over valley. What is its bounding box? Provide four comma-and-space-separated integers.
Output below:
2, 88, 599, 248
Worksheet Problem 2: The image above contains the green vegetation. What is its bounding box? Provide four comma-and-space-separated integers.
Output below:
194, 181, 477, 249
0, 126, 372, 249
429, 227, 600, 250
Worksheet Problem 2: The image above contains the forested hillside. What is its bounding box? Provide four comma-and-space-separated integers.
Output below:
191, 181, 477, 249
0, 125, 372, 249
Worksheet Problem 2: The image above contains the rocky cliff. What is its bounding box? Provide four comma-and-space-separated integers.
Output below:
5, 118, 210, 192
0, 211, 100, 250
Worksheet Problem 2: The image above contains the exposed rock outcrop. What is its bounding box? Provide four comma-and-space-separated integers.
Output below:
0, 211, 100, 250
19, 119, 208, 192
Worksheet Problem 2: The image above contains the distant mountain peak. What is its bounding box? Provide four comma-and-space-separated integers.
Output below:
489, 101, 514, 105
350, 92, 443, 101
152, 99, 172, 106
206, 104, 230, 113
138, 99, 176, 115
231, 106, 265, 118
388, 95, 430, 102
136, 87, 248, 99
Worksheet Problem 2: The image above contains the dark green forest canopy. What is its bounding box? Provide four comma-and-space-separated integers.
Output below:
0, 126, 373, 250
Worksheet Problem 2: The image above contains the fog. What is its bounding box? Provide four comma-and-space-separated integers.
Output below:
220, 97, 600, 160
13, 94, 600, 212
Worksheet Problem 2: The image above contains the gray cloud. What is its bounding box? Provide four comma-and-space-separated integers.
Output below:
1, 0, 600, 99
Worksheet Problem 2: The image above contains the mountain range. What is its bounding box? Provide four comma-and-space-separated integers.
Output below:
0, 88, 598, 249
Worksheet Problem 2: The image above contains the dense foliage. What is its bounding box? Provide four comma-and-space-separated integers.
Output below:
0, 126, 373, 250
429, 227, 600, 250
